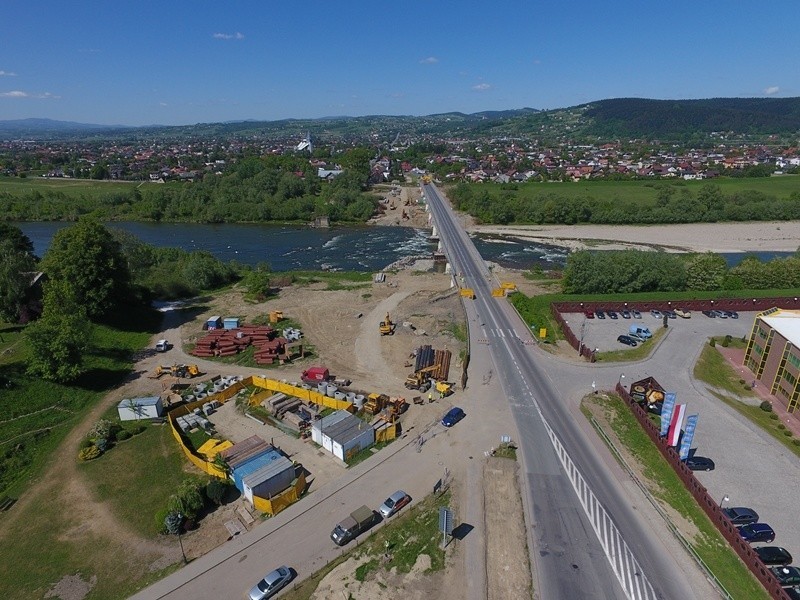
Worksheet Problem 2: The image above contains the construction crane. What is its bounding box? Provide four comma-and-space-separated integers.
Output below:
379, 312, 396, 336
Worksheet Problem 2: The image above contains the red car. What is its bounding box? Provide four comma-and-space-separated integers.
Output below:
584, 310, 595, 318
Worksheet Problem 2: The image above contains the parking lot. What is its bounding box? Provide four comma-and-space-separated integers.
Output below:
562, 308, 800, 566
565, 307, 751, 353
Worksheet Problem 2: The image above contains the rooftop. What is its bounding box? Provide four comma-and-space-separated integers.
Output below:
760, 309, 800, 347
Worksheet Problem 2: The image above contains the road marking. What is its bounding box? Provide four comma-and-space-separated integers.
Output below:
534, 402, 658, 600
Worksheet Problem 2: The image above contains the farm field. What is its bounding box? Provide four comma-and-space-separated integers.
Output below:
0, 175, 144, 199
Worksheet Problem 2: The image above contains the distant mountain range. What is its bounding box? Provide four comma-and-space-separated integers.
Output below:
2, 97, 799, 142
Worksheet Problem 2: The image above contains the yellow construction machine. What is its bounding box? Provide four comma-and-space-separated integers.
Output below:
379, 312, 396, 336
150, 364, 201, 379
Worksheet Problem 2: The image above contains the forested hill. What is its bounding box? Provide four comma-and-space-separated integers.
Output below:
580, 97, 800, 138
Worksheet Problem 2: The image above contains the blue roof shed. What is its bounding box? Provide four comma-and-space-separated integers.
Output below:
223, 317, 240, 330
231, 447, 284, 492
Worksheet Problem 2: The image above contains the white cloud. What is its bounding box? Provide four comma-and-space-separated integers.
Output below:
0, 90, 60, 99
160, 102, 168, 106
419, 56, 438, 64
212, 32, 245, 40
764, 86, 780, 95
0, 70, 17, 77
472, 83, 491, 91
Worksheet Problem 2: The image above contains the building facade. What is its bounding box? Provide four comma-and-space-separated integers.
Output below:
744, 308, 800, 412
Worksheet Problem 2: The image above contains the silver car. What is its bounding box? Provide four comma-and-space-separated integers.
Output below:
248, 566, 292, 600
378, 490, 411, 518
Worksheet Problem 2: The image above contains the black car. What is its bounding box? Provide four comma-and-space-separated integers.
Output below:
607, 310, 618, 319
664, 310, 677, 319
723, 506, 759, 525
621, 309, 631, 319
785, 586, 800, 600
755, 546, 793, 566
702, 310, 716, 318
617, 335, 637, 347
737, 523, 776, 544
726, 310, 739, 319
596, 310, 606, 319
684, 456, 715, 471
770, 566, 800, 587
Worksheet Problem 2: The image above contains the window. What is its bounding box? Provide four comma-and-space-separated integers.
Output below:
783, 371, 797, 387
789, 353, 800, 370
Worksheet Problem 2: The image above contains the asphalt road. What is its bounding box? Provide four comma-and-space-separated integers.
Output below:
423, 183, 699, 600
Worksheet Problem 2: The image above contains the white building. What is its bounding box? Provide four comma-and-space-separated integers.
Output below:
311, 410, 374, 463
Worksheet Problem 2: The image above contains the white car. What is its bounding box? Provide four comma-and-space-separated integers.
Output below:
248, 566, 292, 600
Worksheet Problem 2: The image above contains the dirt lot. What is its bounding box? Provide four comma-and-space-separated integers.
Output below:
8, 184, 534, 599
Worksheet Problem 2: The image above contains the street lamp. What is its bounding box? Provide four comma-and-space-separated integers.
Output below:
618, 373, 626, 386
719, 495, 729, 508
177, 513, 188, 564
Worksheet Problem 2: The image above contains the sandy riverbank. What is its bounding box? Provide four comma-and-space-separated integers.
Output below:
471, 221, 800, 254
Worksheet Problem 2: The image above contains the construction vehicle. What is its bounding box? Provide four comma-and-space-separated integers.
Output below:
150, 364, 200, 379
421, 175, 432, 184
364, 393, 390, 415
404, 371, 432, 392
434, 380, 453, 397
379, 312, 395, 336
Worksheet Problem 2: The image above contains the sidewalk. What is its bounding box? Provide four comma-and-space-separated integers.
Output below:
715, 346, 800, 438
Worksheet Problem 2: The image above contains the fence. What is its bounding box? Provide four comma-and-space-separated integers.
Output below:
249, 375, 354, 412
614, 382, 792, 600
252, 472, 307, 516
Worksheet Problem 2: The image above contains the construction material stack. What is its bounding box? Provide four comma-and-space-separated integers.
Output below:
406, 345, 452, 392
191, 323, 291, 364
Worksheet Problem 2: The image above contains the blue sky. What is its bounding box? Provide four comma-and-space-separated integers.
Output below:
2, 1, 799, 126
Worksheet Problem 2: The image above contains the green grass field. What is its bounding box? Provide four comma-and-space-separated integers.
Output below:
0, 175, 143, 199
475, 175, 800, 204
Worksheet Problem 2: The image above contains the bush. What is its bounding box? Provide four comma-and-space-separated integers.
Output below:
759, 401, 773, 412
709, 338, 716, 347
79, 438, 94, 450
769, 413, 779, 420
205, 478, 230, 506
793, 439, 800, 447
721, 337, 729, 347
131, 424, 147, 435
79, 445, 101, 461
739, 379, 746, 385
777, 424, 786, 430
95, 437, 110, 452
116, 429, 132, 441
784, 430, 793, 437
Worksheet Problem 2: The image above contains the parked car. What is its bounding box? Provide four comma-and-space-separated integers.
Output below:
378, 490, 412, 518
702, 310, 716, 318
737, 523, 776, 543
617, 335, 637, 347
628, 332, 646, 343
596, 309, 606, 319
723, 507, 760, 526
674, 308, 691, 318
607, 310, 618, 319
785, 586, 800, 600
684, 456, 715, 471
664, 310, 677, 319
726, 310, 739, 319
442, 407, 465, 427
650, 309, 663, 318
631, 308, 642, 319
620, 309, 631, 319
248, 566, 293, 600
755, 546, 793, 566
771, 566, 800, 587
584, 310, 595, 319
713, 309, 728, 318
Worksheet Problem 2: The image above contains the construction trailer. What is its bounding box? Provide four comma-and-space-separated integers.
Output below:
117, 396, 163, 421
311, 410, 374, 463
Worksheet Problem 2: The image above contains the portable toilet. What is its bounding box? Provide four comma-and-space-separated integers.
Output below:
206, 316, 223, 330
223, 317, 240, 330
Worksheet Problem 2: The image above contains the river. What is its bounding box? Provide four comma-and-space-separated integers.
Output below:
15, 222, 791, 271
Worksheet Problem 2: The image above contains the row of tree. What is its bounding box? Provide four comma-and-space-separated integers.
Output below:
563, 250, 800, 295
450, 182, 800, 225
0, 153, 378, 224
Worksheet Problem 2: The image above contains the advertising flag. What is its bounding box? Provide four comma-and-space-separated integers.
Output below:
679, 414, 699, 461
660, 392, 677, 437
667, 403, 686, 446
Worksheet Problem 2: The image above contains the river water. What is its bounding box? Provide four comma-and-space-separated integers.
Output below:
14, 221, 791, 271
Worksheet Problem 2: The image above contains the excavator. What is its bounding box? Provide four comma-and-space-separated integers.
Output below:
149, 364, 201, 379
379, 312, 396, 336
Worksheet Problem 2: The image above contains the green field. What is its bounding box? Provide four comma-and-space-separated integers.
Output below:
473, 175, 800, 204
0, 175, 144, 199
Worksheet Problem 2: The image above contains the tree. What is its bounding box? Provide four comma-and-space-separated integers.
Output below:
0, 223, 35, 255
40, 219, 132, 319
0, 239, 36, 322
684, 252, 728, 291
24, 280, 90, 382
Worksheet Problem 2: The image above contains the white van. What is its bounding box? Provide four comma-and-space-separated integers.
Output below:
155, 339, 169, 352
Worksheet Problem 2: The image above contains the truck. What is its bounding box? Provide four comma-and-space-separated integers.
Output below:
330, 505, 380, 546
301, 366, 351, 387
155, 339, 169, 352
629, 324, 652, 339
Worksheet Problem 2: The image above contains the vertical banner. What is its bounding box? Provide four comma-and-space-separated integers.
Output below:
667, 404, 686, 446
679, 414, 699, 461
660, 392, 677, 437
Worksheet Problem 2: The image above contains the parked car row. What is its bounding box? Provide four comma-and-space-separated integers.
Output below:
701, 309, 739, 319
732, 505, 800, 591
586, 308, 642, 320
584, 306, 744, 321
